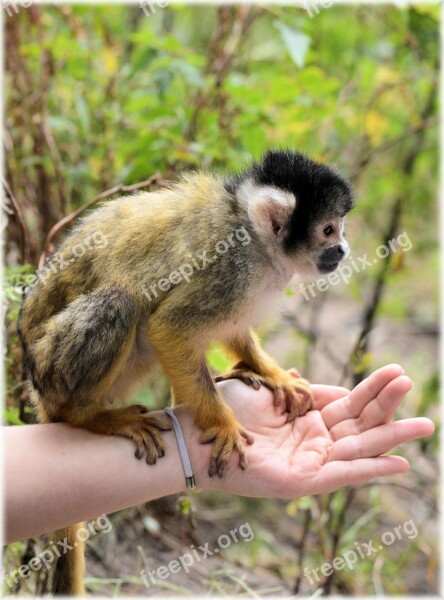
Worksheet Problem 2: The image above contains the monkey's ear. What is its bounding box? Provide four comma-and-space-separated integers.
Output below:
237, 179, 296, 238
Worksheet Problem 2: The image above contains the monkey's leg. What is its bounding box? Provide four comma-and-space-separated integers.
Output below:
31, 285, 171, 463
218, 330, 313, 422
147, 319, 253, 478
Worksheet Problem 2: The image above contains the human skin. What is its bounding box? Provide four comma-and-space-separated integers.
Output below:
5, 364, 434, 543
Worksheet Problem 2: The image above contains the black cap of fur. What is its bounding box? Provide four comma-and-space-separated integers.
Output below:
226, 149, 354, 253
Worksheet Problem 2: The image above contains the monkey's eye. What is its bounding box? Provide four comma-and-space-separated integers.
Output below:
323, 224, 334, 236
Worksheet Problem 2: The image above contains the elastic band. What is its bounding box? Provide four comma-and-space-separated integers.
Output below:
164, 407, 196, 489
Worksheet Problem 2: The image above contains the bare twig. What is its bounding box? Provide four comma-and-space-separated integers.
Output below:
321, 488, 356, 595
38, 173, 165, 268
348, 116, 438, 181
184, 6, 256, 142
341, 196, 402, 387
342, 74, 437, 386
294, 508, 312, 594
2, 177, 30, 264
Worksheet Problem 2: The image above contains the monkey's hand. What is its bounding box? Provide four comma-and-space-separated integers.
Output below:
216, 364, 313, 422
82, 405, 172, 465
196, 404, 254, 478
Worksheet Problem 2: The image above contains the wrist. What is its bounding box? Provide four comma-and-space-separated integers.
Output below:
164, 405, 218, 493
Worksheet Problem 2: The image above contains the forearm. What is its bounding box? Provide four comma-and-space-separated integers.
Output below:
6, 371, 423, 542
5, 407, 214, 543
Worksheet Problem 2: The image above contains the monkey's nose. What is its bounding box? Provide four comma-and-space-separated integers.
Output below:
322, 245, 346, 263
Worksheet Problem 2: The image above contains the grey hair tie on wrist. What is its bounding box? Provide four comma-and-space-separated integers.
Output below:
164, 407, 196, 489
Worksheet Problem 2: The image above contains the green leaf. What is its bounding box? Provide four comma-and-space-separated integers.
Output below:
274, 22, 311, 68
74, 91, 90, 139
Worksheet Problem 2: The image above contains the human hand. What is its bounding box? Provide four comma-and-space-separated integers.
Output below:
185, 364, 434, 498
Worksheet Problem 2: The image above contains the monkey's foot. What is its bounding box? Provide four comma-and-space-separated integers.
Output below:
82, 405, 172, 465
198, 416, 254, 478
215, 363, 313, 422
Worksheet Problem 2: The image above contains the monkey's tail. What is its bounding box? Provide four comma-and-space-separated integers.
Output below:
33, 397, 86, 596
47, 523, 86, 596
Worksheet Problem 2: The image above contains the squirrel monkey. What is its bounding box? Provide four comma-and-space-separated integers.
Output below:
18, 149, 353, 594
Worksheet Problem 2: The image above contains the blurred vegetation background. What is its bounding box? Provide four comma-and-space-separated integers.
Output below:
4, 3, 439, 596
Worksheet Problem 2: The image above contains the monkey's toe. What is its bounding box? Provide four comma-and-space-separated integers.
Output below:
137, 413, 172, 463
215, 363, 263, 391
284, 383, 313, 422
125, 404, 150, 415
200, 424, 253, 478
82, 406, 172, 465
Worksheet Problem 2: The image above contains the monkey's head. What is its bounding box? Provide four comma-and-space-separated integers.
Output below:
227, 149, 354, 280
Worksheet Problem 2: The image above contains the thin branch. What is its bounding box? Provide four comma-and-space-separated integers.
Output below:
342, 74, 437, 386
38, 173, 165, 268
184, 6, 255, 142
341, 196, 402, 387
348, 116, 438, 181
321, 488, 356, 595
2, 177, 30, 264
294, 508, 312, 594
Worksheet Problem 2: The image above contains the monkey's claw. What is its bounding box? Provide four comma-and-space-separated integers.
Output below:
281, 372, 313, 422
131, 411, 172, 464
84, 405, 172, 465
215, 363, 313, 422
199, 421, 254, 478
215, 361, 262, 390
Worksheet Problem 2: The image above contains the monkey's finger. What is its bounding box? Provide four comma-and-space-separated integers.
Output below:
208, 459, 218, 478
246, 376, 261, 390
235, 440, 248, 471
215, 372, 241, 384
215, 438, 235, 478
219, 433, 251, 475
134, 435, 146, 460
286, 389, 313, 422
273, 386, 285, 408
145, 442, 158, 465
138, 429, 160, 465
284, 389, 295, 414
285, 400, 300, 423
215, 371, 262, 390
143, 424, 166, 457
208, 444, 225, 478
129, 404, 150, 415
240, 428, 254, 445
287, 368, 302, 379
131, 430, 157, 464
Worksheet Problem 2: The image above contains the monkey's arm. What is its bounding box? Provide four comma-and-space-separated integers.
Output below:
219, 329, 313, 421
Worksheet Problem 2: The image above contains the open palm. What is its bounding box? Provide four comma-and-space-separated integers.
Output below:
204, 364, 434, 499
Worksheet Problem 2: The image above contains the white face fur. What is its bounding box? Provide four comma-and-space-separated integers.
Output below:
237, 179, 349, 282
